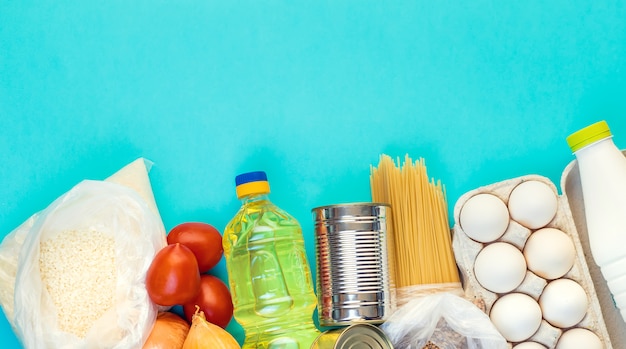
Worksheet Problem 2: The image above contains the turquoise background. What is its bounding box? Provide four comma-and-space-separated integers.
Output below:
2, 1, 626, 347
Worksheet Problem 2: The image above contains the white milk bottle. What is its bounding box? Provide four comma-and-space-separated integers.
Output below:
567, 120, 626, 321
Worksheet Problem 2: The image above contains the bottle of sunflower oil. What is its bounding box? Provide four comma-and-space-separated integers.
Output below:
223, 171, 320, 349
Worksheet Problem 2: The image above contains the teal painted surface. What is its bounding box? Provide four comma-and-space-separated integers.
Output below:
1, 1, 626, 347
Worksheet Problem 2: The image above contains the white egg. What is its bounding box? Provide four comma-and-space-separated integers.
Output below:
513, 342, 546, 349
474, 242, 527, 293
524, 228, 576, 280
555, 328, 602, 349
539, 279, 588, 328
508, 181, 558, 229
460, 193, 510, 243
490, 293, 542, 342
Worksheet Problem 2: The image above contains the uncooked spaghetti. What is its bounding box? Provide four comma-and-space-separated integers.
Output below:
370, 154, 460, 292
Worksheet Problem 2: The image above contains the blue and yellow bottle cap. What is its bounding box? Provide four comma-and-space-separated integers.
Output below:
566, 120, 612, 152
235, 171, 270, 198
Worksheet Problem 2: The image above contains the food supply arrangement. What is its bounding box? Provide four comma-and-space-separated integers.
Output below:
1, 120, 625, 348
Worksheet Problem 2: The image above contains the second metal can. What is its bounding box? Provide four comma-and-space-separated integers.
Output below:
310, 323, 394, 349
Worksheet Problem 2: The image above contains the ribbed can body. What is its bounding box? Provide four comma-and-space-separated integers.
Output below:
312, 203, 395, 326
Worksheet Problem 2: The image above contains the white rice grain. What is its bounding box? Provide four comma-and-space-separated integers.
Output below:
39, 230, 117, 338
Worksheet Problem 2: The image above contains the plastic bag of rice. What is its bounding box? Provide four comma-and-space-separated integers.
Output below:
0, 159, 167, 349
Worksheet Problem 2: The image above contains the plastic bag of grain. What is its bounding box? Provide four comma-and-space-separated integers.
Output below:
0, 159, 167, 349
382, 293, 508, 349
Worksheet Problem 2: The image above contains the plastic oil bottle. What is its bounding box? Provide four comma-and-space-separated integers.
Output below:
567, 120, 626, 322
223, 171, 321, 349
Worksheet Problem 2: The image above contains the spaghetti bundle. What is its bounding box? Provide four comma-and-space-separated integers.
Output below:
370, 154, 460, 292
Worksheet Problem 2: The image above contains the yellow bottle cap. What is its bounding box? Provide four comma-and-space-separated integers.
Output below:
566, 120, 612, 152
235, 171, 270, 199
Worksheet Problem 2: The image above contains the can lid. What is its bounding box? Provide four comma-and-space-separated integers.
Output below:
311, 324, 394, 349
235, 171, 270, 198
312, 203, 390, 222
566, 120, 612, 152
336, 324, 393, 348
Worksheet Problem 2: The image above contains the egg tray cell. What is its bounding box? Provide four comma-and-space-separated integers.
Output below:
452, 174, 612, 349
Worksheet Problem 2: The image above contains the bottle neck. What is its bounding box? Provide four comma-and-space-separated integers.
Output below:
240, 192, 270, 205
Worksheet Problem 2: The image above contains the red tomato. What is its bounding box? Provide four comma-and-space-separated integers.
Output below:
146, 243, 201, 306
183, 275, 234, 328
167, 222, 224, 273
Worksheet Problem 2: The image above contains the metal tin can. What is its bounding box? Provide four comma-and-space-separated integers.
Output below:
312, 203, 395, 327
310, 323, 394, 349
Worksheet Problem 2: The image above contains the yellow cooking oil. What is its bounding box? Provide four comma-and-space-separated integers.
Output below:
223, 171, 320, 349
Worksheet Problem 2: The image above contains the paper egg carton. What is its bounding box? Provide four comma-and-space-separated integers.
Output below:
452, 174, 612, 349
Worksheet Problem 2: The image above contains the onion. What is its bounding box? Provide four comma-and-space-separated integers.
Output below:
183, 306, 240, 349
143, 312, 190, 349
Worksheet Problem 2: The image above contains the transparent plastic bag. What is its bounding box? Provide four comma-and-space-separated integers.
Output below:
0, 158, 166, 349
381, 292, 508, 349
11, 178, 166, 349
0, 158, 163, 330
0, 214, 37, 326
